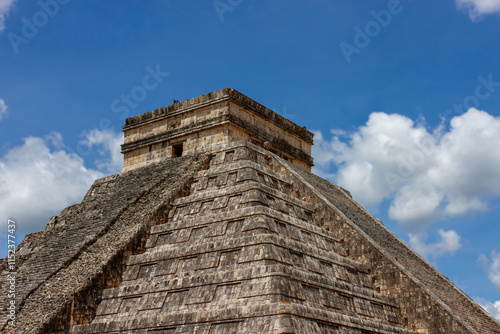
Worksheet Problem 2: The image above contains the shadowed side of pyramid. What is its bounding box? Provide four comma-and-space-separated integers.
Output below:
0, 155, 211, 333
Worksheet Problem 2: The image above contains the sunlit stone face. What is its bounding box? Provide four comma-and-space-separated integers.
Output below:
121, 88, 314, 172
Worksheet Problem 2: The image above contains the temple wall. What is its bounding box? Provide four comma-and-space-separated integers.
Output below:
121, 88, 314, 172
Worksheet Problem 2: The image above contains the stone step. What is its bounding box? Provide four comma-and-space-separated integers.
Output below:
71, 301, 416, 334
127, 234, 360, 275
104, 262, 383, 303
172, 179, 314, 215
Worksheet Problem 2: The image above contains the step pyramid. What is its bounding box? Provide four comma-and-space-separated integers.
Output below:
1, 88, 499, 334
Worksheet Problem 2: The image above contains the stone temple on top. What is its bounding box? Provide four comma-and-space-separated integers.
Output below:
1, 88, 500, 334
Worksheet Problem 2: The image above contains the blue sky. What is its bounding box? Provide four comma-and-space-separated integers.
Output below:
1, 0, 500, 320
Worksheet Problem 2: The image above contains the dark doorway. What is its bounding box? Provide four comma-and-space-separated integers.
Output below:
172, 143, 183, 158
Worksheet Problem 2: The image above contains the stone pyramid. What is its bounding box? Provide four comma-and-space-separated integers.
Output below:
1, 88, 500, 334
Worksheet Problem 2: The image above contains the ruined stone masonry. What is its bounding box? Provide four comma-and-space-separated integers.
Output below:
1, 88, 500, 333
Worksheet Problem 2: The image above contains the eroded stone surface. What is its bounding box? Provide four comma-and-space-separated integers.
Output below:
121, 88, 314, 172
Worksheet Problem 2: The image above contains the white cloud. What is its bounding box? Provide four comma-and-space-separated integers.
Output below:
313, 112, 438, 211
79, 129, 124, 174
479, 250, 500, 290
313, 108, 500, 231
456, 0, 500, 21
0, 98, 7, 120
408, 229, 462, 258
389, 184, 443, 225
0, 130, 123, 237
476, 298, 500, 321
0, 0, 17, 32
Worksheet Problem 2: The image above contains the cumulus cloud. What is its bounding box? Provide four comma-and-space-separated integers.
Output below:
313, 112, 438, 212
313, 108, 500, 231
456, 0, 500, 21
476, 298, 500, 321
479, 250, 500, 290
0, 0, 17, 32
0, 130, 123, 237
79, 129, 124, 174
0, 98, 7, 120
409, 229, 462, 259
